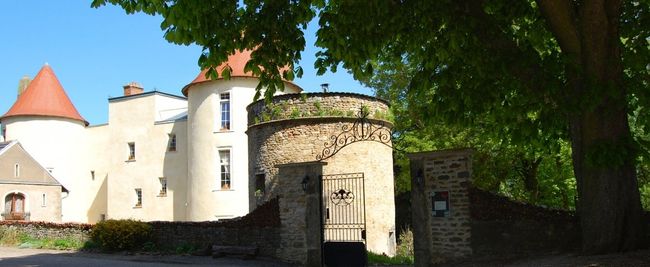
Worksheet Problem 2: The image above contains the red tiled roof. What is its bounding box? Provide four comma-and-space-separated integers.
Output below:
181, 50, 302, 96
1, 64, 88, 125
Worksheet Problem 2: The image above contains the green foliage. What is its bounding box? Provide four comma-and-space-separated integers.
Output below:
90, 219, 152, 251
174, 243, 197, 254
0, 227, 84, 250
367, 251, 413, 265
396, 228, 414, 260
0, 227, 21, 246
270, 105, 282, 120
289, 108, 301, 119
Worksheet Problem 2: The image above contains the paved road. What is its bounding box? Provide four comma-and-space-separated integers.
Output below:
0, 246, 292, 267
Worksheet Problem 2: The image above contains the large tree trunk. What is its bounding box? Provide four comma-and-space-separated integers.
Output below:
570, 102, 644, 253
538, 0, 645, 253
566, 0, 644, 253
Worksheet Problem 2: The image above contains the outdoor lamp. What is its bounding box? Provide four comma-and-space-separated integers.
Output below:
301, 175, 310, 192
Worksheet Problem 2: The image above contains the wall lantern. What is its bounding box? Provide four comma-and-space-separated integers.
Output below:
301, 175, 310, 192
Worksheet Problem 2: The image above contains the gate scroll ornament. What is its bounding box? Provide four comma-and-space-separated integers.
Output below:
316, 105, 392, 161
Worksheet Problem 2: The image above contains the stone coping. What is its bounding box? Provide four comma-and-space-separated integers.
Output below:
247, 92, 390, 108
407, 148, 474, 159
246, 116, 393, 131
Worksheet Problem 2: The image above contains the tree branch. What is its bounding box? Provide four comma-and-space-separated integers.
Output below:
536, 0, 581, 57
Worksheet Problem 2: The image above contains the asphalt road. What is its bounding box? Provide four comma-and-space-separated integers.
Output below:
0, 246, 292, 267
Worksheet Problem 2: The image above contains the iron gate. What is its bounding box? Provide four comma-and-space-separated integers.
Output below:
321, 173, 367, 266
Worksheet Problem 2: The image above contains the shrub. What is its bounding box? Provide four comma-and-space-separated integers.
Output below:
396, 227, 414, 259
90, 219, 152, 251
0, 227, 21, 246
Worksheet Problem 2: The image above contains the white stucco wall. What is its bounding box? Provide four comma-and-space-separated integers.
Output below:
104, 93, 188, 221
187, 78, 300, 221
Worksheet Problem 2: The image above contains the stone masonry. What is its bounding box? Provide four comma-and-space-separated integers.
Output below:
247, 92, 396, 256
409, 149, 473, 266
276, 162, 325, 266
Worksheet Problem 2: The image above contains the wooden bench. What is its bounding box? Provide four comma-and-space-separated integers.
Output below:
211, 245, 258, 259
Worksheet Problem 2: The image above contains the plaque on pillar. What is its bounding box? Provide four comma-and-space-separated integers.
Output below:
431, 191, 450, 217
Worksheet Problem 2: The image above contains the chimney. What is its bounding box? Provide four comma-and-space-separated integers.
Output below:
123, 82, 144, 96
17, 75, 31, 97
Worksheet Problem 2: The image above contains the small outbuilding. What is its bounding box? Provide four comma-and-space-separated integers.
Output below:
0, 140, 66, 222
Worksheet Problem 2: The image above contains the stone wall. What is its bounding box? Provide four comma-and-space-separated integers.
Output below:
0, 221, 91, 244
149, 196, 281, 256
247, 92, 391, 125
467, 186, 580, 256
247, 92, 397, 256
409, 149, 473, 266
276, 162, 324, 266
149, 223, 280, 256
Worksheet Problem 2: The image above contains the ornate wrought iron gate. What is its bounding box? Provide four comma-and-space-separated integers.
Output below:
321, 172, 367, 266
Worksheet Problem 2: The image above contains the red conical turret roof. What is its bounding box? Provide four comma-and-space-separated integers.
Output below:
181, 50, 302, 96
1, 64, 88, 125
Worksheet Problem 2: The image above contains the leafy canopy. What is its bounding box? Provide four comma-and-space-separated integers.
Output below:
92, 0, 648, 150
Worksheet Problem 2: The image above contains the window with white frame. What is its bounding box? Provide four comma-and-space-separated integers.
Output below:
220, 93, 230, 130
134, 188, 142, 207
218, 150, 231, 190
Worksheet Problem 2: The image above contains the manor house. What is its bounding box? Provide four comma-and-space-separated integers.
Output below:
0, 50, 301, 223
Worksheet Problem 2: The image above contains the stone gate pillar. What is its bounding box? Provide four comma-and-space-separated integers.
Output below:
276, 161, 326, 267
408, 149, 473, 266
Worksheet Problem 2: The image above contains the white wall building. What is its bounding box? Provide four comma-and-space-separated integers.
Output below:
0, 51, 301, 223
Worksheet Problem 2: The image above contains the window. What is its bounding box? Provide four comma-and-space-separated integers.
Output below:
14, 164, 19, 178
167, 134, 176, 152
134, 188, 142, 207
1, 124, 5, 141
100, 214, 106, 222
159, 177, 167, 196
219, 150, 231, 190
220, 93, 230, 130
91, 170, 95, 180
41, 193, 46, 207
128, 142, 135, 160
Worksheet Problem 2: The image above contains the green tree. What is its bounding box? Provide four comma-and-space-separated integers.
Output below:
92, 0, 649, 253
362, 51, 577, 209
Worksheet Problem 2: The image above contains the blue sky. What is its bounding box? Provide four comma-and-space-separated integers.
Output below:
0, 1, 371, 125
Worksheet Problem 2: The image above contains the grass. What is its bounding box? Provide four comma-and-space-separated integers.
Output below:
0, 227, 85, 250
367, 227, 415, 265
368, 251, 414, 265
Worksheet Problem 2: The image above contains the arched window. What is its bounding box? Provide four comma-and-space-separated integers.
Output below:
4, 193, 26, 220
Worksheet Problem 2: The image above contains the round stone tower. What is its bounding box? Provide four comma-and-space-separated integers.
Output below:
247, 93, 396, 255
182, 50, 301, 221
0, 64, 88, 222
